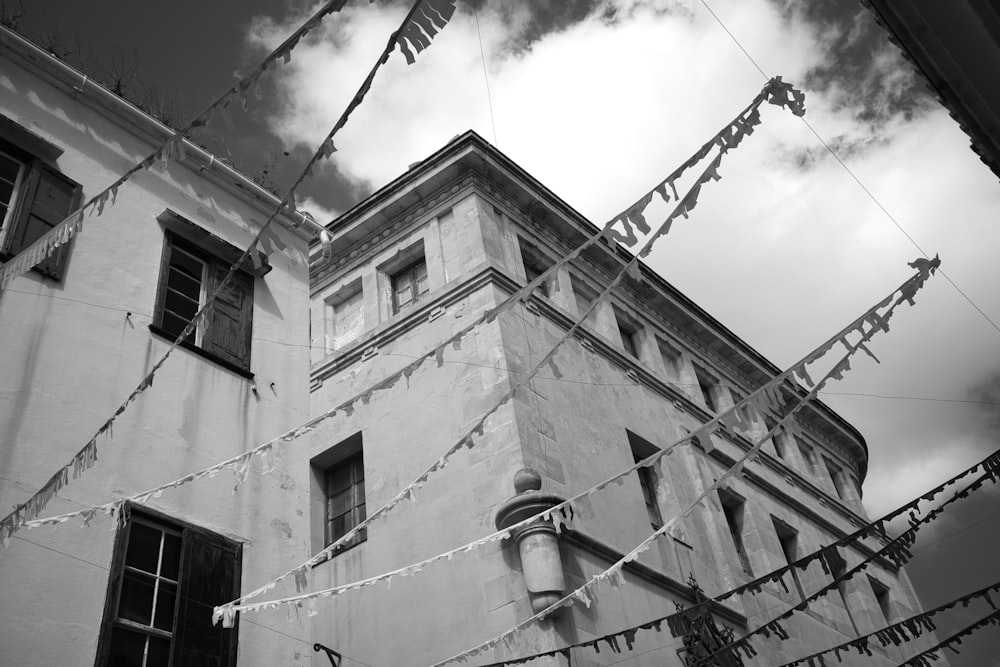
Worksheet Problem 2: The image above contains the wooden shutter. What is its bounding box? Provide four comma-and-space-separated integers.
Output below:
202, 263, 254, 370
173, 528, 241, 667
9, 162, 80, 280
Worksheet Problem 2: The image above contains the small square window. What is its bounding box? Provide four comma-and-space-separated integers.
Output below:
773, 517, 806, 602
570, 275, 599, 326
796, 438, 817, 471
868, 576, 893, 624
824, 457, 849, 500
629, 432, 662, 530
153, 234, 254, 371
391, 259, 429, 313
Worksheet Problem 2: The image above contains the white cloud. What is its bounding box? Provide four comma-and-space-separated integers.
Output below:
246, 0, 1000, 517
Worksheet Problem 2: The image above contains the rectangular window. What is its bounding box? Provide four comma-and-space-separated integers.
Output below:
0, 137, 80, 280
695, 367, 718, 412
615, 309, 640, 358
869, 576, 893, 624
772, 518, 806, 601
796, 438, 817, 472
719, 491, 753, 576
518, 239, 554, 298
154, 234, 254, 371
325, 451, 367, 548
570, 275, 599, 327
765, 417, 787, 460
824, 457, 849, 500
829, 551, 860, 635
97, 510, 240, 667
327, 283, 364, 352
628, 432, 662, 530
658, 339, 682, 379
391, 258, 429, 313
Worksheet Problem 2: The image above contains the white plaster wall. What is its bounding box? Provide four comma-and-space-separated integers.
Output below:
0, 48, 312, 666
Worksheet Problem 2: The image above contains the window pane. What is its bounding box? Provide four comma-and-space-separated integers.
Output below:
163, 289, 200, 323
109, 627, 146, 667
160, 312, 193, 340
0, 180, 13, 205
160, 533, 181, 581
328, 489, 354, 516
126, 523, 162, 574
166, 266, 201, 301
153, 581, 176, 631
119, 571, 155, 626
414, 262, 428, 295
146, 636, 171, 667
0, 152, 20, 184
169, 245, 204, 280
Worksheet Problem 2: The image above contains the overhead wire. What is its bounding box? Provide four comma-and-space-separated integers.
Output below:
698, 0, 1000, 338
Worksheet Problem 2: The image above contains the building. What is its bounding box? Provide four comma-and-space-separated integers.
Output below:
0, 26, 316, 666
864, 0, 1000, 180
306, 132, 945, 665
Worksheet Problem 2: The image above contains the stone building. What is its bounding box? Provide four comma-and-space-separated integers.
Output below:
0, 26, 317, 666
306, 131, 944, 665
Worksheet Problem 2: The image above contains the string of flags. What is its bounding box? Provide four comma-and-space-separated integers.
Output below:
207, 76, 815, 622
477, 573, 1000, 667
778, 579, 1000, 667
209, 256, 938, 634
0, 0, 353, 292
895, 609, 1000, 667
693, 465, 998, 666
0, 0, 458, 547
426, 258, 941, 667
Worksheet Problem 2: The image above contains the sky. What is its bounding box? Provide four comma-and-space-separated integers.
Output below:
8, 0, 1000, 663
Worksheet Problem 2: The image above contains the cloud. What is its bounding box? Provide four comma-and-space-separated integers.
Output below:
243, 0, 1000, 523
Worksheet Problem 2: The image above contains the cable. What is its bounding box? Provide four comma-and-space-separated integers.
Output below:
698, 0, 1000, 338
472, 0, 498, 147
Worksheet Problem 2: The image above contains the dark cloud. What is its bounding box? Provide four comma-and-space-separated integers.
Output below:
769, 0, 935, 127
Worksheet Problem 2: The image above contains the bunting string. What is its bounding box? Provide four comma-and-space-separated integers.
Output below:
894, 608, 1000, 667
0, 0, 354, 292
0, 0, 458, 547
458, 450, 1000, 667
209, 76, 814, 624
694, 465, 997, 666
779, 580, 1000, 667
426, 259, 940, 667
15, 76, 797, 572
212, 258, 938, 639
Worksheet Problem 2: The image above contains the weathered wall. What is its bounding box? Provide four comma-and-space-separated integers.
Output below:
0, 43, 312, 666
302, 145, 943, 665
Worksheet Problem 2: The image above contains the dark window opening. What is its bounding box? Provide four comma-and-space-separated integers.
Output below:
154, 235, 254, 371
869, 576, 893, 625
658, 339, 682, 378
773, 518, 806, 601
796, 438, 817, 472
391, 258, 429, 313
830, 553, 860, 635
629, 432, 663, 530
719, 491, 753, 576
824, 457, 849, 500
695, 368, 718, 412
765, 417, 787, 459
97, 510, 240, 667
616, 313, 640, 358
0, 135, 80, 280
325, 451, 367, 549
519, 239, 554, 298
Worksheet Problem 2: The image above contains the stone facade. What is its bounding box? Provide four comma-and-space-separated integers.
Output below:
307, 132, 946, 666
0, 27, 313, 667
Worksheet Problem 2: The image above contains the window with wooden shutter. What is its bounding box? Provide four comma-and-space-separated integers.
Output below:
153, 234, 255, 373
0, 138, 80, 281
96, 509, 241, 667
391, 259, 428, 313
325, 451, 366, 548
